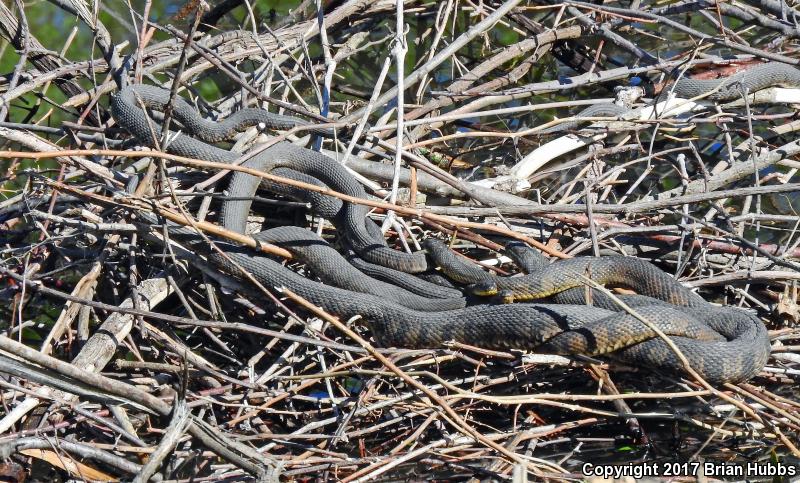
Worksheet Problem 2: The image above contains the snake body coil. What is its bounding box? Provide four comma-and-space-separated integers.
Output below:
110, 86, 428, 273
209, 238, 770, 383
112, 84, 772, 384
671, 62, 800, 100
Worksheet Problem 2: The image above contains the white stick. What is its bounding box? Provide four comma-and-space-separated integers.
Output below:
476, 95, 706, 190
382, 0, 408, 232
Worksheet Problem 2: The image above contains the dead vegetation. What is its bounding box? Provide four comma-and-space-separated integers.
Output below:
0, 0, 799, 480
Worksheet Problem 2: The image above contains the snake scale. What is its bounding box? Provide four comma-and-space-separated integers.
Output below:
111, 70, 779, 382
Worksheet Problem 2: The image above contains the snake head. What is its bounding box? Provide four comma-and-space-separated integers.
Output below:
469, 280, 499, 297
495, 289, 516, 304
421, 238, 444, 251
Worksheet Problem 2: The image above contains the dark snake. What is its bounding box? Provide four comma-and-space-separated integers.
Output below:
111, 84, 772, 383
544, 62, 800, 133
110, 85, 428, 273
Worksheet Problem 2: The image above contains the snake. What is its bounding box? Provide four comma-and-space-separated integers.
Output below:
344, 251, 464, 300
152, 220, 465, 311
112, 85, 771, 383
545, 62, 800, 133
669, 62, 800, 100
201, 234, 769, 383
425, 239, 702, 305
110, 85, 429, 273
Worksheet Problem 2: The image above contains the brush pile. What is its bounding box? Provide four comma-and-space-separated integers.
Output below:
1, 0, 799, 480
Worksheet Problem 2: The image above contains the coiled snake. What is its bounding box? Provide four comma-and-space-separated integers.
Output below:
111, 83, 772, 384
